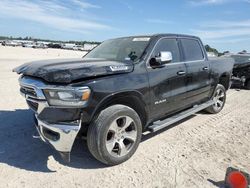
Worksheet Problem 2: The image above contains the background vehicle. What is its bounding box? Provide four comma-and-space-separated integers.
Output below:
33, 43, 48, 49
73, 45, 84, 51
61, 43, 76, 50
4, 40, 20, 47
22, 43, 35, 48
13, 34, 234, 165
230, 54, 250, 89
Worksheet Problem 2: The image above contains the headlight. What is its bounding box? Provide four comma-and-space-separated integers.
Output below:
43, 87, 91, 107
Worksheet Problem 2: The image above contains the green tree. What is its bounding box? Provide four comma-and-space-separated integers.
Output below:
205, 45, 219, 55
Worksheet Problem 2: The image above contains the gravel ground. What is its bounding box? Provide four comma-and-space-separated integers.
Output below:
0, 46, 249, 188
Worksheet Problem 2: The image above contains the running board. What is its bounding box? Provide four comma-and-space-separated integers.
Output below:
148, 100, 214, 132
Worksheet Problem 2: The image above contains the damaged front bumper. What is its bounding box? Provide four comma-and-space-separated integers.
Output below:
18, 76, 82, 162
35, 116, 81, 162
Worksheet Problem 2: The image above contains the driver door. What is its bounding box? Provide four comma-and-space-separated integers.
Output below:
147, 37, 188, 119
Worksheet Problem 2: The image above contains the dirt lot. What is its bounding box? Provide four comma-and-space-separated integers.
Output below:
0, 46, 249, 188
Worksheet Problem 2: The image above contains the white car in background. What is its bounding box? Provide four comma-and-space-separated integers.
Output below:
73, 45, 84, 51
4, 40, 20, 47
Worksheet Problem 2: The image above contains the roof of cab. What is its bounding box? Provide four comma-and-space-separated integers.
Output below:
113, 33, 200, 40
151, 33, 200, 39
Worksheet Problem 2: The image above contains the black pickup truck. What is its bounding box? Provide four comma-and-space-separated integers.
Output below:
14, 34, 234, 165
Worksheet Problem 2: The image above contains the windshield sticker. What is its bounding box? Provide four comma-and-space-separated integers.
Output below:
132, 37, 150, 42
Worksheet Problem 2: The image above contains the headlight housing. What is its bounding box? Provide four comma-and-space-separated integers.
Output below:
43, 87, 91, 107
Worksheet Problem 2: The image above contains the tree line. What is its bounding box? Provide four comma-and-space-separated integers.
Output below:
0, 36, 101, 45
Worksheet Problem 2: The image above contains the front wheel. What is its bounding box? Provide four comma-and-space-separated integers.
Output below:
87, 105, 142, 165
205, 84, 226, 114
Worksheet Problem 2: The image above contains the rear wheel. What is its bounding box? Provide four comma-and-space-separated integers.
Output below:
87, 104, 142, 165
205, 84, 226, 114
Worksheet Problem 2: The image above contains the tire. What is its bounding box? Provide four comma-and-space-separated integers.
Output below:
87, 104, 142, 165
205, 84, 226, 114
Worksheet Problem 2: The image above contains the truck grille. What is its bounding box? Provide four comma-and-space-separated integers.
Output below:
20, 86, 37, 98
19, 76, 47, 114
20, 85, 40, 112
27, 100, 39, 112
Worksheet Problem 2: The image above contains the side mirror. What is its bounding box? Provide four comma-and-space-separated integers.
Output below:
150, 51, 173, 67
156, 51, 173, 63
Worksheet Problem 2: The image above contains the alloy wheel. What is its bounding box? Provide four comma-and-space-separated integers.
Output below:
105, 116, 137, 157
213, 88, 225, 111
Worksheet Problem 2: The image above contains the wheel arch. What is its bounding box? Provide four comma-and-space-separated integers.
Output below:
218, 72, 231, 90
91, 91, 148, 129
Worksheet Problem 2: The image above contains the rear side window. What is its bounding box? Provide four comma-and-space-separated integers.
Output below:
152, 38, 180, 63
181, 39, 204, 61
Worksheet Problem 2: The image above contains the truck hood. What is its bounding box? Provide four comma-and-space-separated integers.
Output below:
13, 58, 134, 83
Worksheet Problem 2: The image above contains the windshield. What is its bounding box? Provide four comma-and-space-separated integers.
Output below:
84, 37, 150, 62
231, 55, 250, 64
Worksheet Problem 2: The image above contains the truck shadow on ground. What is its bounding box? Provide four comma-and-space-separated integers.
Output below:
0, 109, 106, 173
0, 109, 197, 173
141, 115, 195, 142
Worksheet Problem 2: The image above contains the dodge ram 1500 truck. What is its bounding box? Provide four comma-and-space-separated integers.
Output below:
14, 34, 234, 165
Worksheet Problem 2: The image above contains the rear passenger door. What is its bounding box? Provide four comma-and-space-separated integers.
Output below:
179, 38, 211, 106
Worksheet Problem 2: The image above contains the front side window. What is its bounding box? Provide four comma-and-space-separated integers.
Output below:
181, 38, 204, 61
152, 38, 180, 63
84, 37, 150, 62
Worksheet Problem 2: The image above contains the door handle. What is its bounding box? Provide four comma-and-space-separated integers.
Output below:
203, 67, 209, 71
177, 71, 186, 75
